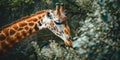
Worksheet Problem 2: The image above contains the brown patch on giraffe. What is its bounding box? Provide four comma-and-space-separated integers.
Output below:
34, 24, 39, 31
36, 11, 45, 14
18, 27, 23, 31
29, 28, 32, 34
13, 25, 19, 30
64, 26, 70, 35
15, 32, 22, 40
41, 15, 45, 18
50, 21, 54, 27
22, 30, 27, 36
30, 11, 46, 17
39, 19, 43, 24
38, 16, 41, 19
24, 26, 28, 29
9, 29, 16, 35
29, 22, 34, 26
0, 33, 6, 40
27, 18, 37, 22
19, 22, 27, 27
3, 28, 9, 36
52, 27, 55, 30
38, 21, 42, 26
32, 18, 38, 22
63, 22, 70, 35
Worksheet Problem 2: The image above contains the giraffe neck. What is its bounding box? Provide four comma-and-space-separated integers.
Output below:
0, 10, 49, 54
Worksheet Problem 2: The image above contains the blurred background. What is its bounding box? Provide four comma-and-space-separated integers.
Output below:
0, 0, 120, 60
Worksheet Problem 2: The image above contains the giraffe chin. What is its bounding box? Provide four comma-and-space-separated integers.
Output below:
64, 40, 72, 47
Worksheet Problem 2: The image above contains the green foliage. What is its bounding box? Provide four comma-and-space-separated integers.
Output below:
0, 0, 35, 27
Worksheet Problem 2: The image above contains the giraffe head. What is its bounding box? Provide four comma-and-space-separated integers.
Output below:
41, 3, 72, 46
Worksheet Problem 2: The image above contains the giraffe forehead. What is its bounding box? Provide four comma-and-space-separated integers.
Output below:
53, 13, 67, 22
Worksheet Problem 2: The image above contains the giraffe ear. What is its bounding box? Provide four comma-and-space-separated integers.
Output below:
46, 12, 52, 19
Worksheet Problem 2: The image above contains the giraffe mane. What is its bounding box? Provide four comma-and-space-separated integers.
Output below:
0, 10, 50, 31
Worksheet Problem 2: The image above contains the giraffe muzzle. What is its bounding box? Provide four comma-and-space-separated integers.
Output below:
64, 39, 72, 47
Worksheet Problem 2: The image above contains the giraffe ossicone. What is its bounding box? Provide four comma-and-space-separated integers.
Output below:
0, 3, 72, 54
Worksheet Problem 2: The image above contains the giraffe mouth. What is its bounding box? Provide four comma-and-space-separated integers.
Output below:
64, 39, 72, 47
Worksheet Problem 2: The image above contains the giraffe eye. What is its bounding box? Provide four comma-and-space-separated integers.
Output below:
46, 12, 52, 19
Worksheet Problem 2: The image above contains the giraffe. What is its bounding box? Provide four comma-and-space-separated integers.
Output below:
0, 3, 72, 54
